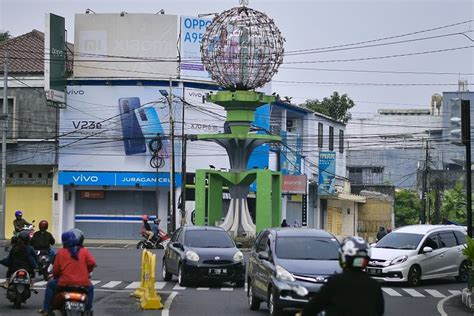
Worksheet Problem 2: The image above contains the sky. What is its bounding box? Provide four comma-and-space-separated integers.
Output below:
1, 0, 473, 116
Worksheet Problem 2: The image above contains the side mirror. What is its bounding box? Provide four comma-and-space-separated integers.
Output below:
422, 246, 433, 254
236, 242, 243, 249
172, 242, 183, 250
258, 251, 269, 261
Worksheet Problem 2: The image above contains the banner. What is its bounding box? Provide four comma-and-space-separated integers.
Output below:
318, 151, 336, 195
44, 13, 66, 104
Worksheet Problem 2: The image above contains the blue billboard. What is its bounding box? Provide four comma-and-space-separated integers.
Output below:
318, 151, 336, 195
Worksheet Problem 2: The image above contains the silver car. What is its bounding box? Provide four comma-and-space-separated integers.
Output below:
367, 225, 468, 286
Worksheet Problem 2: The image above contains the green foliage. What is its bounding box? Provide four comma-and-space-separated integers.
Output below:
301, 91, 355, 123
0, 31, 11, 42
441, 182, 467, 225
395, 189, 420, 227
463, 236, 474, 262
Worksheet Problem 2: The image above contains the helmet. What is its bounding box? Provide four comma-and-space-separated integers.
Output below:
18, 231, 30, 243
339, 236, 371, 269
142, 215, 149, 221
39, 220, 48, 231
61, 231, 76, 248
153, 218, 161, 225
71, 228, 85, 246
14, 210, 22, 218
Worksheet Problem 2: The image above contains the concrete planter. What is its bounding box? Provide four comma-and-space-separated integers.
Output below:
469, 269, 474, 292
461, 288, 474, 311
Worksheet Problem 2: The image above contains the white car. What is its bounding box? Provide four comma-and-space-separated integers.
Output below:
367, 225, 468, 286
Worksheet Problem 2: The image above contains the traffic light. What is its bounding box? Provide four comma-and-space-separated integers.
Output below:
450, 99, 471, 146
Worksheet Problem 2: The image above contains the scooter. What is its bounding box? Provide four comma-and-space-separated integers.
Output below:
5, 269, 36, 309
36, 249, 52, 281
136, 230, 170, 249
50, 286, 93, 316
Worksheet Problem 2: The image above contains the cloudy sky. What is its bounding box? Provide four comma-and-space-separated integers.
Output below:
1, 0, 473, 116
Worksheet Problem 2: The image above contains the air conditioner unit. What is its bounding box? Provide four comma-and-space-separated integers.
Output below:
286, 119, 298, 133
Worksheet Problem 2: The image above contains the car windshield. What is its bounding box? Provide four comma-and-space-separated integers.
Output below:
184, 230, 235, 248
275, 237, 339, 260
375, 233, 424, 250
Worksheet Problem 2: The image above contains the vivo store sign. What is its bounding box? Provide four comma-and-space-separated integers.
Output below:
58, 171, 181, 187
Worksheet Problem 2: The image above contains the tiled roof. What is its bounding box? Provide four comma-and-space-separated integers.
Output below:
0, 29, 73, 75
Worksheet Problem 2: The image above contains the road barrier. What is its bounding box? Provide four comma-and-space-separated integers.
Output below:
132, 249, 163, 309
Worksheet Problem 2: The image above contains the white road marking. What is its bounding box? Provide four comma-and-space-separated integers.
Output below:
382, 288, 402, 296
196, 287, 210, 290
91, 280, 101, 285
102, 281, 122, 288
448, 290, 461, 295
425, 289, 445, 298
125, 281, 141, 289
437, 292, 461, 316
162, 291, 178, 316
0, 278, 5, 283
173, 284, 186, 290
34, 281, 48, 286
403, 288, 425, 297
155, 282, 166, 290
221, 287, 233, 291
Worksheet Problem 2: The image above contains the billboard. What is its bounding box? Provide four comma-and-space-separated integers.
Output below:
280, 131, 302, 175
74, 14, 178, 78
44, 13, 66, 104
180, 16, 213, 81
318, 151, 336, 195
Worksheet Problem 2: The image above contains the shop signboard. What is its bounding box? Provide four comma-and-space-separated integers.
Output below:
318, 151, 336, 195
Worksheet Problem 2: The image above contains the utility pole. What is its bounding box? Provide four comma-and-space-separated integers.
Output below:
421, 139, 429, 224
461, 99, 472, 237
179, 91, 187, 226
1, 51, 8, 239
168, 79, 176, 232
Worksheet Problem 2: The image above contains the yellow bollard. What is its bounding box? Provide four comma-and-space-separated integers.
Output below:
140, 250, 163, 309
132, 250, 147, 299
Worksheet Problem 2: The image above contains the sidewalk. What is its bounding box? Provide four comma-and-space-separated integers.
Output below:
442, 293, 473, 316
0, 239, 139, 249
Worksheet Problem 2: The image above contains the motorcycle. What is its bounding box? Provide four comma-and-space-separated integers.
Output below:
136, 230, 170, 249
36, 249, 52, 281
5, 269, 36, 309
50, 286, 93, 316
12, 220, 36, 239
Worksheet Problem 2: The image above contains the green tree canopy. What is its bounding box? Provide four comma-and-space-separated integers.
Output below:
441, 182, 467, 225
301, 91, 355, 123
0, 31, 11, 42
395, 189, 420, 227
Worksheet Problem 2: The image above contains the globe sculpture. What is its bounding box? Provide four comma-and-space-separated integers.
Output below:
194, 4, 284, 237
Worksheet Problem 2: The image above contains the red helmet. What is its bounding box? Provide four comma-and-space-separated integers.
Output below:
142, 215, 149, 221
39, 220, 48, 230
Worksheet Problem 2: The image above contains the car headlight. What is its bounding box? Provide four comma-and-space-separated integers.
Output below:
185, 251, 200, 262
275, 265, 295, 282
390, 255, 408, 266
233, 251, 244, 262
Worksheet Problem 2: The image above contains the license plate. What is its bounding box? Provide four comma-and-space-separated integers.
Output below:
367, 268, 382, 276
65, 301, 85, 312
209, 268, 227, 275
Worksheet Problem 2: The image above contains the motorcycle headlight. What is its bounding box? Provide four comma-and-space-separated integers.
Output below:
233, 251, 244, 262
275, 265, 295, 282
390, 255, 408, 266
185, 251, 200, 262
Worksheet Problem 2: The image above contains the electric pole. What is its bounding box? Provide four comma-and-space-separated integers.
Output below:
421, 139, 429, 224
168, 79, 176, 232
1, 50, 8, 239
461, 99, 472, 237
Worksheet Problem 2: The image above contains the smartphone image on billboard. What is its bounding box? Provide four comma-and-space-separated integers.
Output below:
136, 106, 170, 158
118, 97, 146, 155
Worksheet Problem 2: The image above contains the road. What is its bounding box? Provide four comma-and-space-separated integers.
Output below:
0, 247, 470, 315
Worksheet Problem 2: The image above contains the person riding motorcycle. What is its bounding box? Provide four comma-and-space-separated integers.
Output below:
141, 215, 154, 241
151, 218, 161, 237
39, 230, 96, 315
300, 236, 384, 316
0, 231, 38, 288
13, 210, 31, 235
30, 220, 55, 261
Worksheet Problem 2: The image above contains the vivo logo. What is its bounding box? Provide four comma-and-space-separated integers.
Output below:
72, 175, 99, 183
188, 92, 205, 98
67, 90, 85, 95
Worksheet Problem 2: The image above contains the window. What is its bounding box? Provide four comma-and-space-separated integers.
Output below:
329, 126, 334, 151
339, 130, 344, 153
171, 228, 182, 242
38, 173, 43, 178
256, 231, 270, 252
28, 173, 33, 178
318, 123, 323, 148
423, 234, 440, 250
375, 233, 424, 250
275, 237, 339, 260
8, 173, 13, 178
184, 230, 234, 248
454, 230, 467, 245
438, 231, 458, 248
18, 173, 23, 178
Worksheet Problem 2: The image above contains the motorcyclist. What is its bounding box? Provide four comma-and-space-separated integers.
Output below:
151, 218, 161, 239
0, 231, 38, 288
39, 230, 96, 315
300, 236, 384, 316
30, 220, 55, 261
13, 210, 31, 235
141, 215, 153, 241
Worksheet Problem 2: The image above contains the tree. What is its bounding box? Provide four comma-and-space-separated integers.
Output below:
301, 91, 355, 123
395, 189, 420, 227
0, 31, 11, 42
441, 182, 467, 225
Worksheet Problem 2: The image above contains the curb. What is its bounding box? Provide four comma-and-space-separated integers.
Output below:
461, 288, 474, 312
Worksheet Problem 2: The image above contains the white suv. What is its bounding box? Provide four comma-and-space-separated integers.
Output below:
367, 225, 467, 286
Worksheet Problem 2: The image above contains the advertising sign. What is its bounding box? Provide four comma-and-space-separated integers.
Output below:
282, 175, 307, 194
74, 14, 178, 78
44, 13, 66, 104
180, 16, 213, 81
280, 132, 302, 175
318, 151, 336, 195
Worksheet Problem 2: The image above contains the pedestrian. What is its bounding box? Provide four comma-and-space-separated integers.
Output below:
300, 236, 384, 316
293, 219, 301, 228
376, 226, 387, 242
281, 219, 288, 227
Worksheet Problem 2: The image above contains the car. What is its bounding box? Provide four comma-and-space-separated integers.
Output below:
367, 225, 468, 286
162, 225, 245, 287
246, 228, 341, 316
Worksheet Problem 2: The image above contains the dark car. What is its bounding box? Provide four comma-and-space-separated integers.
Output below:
162, 225, 245, 287
247, 228, 341, 316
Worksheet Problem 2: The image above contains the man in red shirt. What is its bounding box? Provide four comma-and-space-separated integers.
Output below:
39, 230, 96, 315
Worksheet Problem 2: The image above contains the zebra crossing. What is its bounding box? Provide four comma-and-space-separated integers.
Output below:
1, 278, 462, 298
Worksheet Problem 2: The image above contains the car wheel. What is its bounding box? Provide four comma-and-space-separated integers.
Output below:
178, 264, 188, 287
407, 265, 421, 287
248, 281, 261, 311
136, 241, 146, 249
455, 260, 469, 282
162, 261, 172, 281
268, 288, 283, 316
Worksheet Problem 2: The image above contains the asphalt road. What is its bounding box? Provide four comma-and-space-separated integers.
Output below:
0, 247, 471, 316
